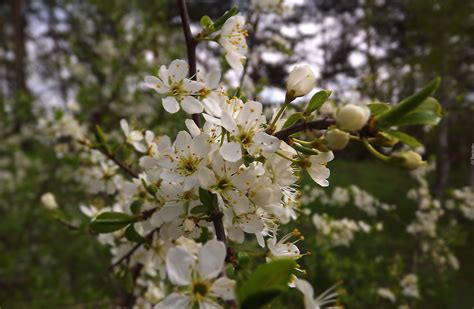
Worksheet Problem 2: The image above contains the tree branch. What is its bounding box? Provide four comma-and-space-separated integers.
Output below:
273, 118, 336, 142
177, 0, 200, 127
88, 143, 139, 179
108, 228, 158, 270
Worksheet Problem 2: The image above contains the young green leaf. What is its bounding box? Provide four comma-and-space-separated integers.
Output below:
388, 111, 441, 127
213, 7, 238, 31
124, 224, 149, 244
237, 259, 296, 309
90, 212, 136, 233
130, 199, 144, 215
199, 188, 216, 208
305, 90, 331, 115
367, 102, 390, 116
200, 15, 213, 29
376, 77, 441, 127
385, 129, 421, 148
282, 112, 302, 129
190, 204, 211, 215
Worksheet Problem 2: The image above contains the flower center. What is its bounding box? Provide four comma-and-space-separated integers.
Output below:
171, 82, 186, 99
192, 281, 209, 299
177, 156, 199, 176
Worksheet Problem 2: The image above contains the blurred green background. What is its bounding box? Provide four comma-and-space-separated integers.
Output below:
1, 0, 473, 307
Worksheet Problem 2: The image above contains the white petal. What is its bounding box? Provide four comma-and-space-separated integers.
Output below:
120, 119, 129, 135
220, 111, 238, 135
169, 59, 189, 83
225, 51, 245, 72
219, 142, 242, 162
254, 131, 280, 153
199, 300, 220, 309
144, 75, 160, 87
165, 247, 194, 286
295, 279, 316, 309
197, 239, 226, 280
203, 113, 221, 126
202, 97, 222, 118
162, 96, 180, 114
206, 70, 221, 89
175, 131, 192, 154
181, 96, 203, 114
183, 79, 203, 93
145, 75, 168, 94
155, 293, 190, 309
211, 277, 236, 301
185, 119, 201, 137
310, 151, 334, 164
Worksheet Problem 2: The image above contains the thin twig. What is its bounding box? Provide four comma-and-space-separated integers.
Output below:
89, 143, 139, 179
273, 118, 336, 142
177, 0, 200, 127
108, 228, 158, 270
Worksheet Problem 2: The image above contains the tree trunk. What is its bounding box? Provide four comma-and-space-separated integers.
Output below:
434, 108, 450, 198
12, 0, 27, 94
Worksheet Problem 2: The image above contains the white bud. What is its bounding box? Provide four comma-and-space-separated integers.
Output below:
336, 104, 371, 132
286, 65, 316, 98
324, 128, 350, 150
41, 192, 58, 210
392, 151, 426, 170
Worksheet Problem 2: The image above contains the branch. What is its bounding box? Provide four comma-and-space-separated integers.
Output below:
108, 228, 158, 270
273, 118, 336, 142
177, 0, 200, 127
89, 143, 139, 179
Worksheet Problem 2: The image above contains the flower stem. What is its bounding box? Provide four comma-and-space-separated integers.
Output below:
362, 138, 389, 161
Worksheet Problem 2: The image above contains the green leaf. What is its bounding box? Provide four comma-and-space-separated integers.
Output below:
213, 7, 238, 31
282, 112, 302, 129
237, 259, 296, 309
90, 212, 136, 233
130, 199, 144, 215
190, 204, 211, 215
389, 111, 441, 126
199, 188, 216, 208
415, 97, 444, 116
124, 224, 149, 244
385, 129, 421, 148
200, 15, 213, 29
367, 102, 390, 116
196, 226, 210, 244
305, 90, 331, 114
94, 125, 107, 145
376, 77, 441, 127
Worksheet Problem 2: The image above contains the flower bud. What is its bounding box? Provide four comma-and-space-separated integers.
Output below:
336, 104, 371, 132
286, 65, 316, 98
41, 192, 58, 210
391, 151, 426, 170
324, 128, 350, 150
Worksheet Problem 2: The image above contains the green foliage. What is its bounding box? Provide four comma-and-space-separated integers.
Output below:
376, 78, 441, 127
305, 90, 332, 115
282, 112, 302, 129
237, 259, 296, 309
90, 212, 137, 233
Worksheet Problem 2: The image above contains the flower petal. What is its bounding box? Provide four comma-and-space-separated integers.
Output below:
181, 96, 203, 114
206, 70, 221, 89
220, 142, 242, 162
155, 293, 191, 309
165, 247, 194, 286
168, 59, 189, 83
162, 96, 180, 114
197, 239, 226, 280
211, 277, 236, 301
